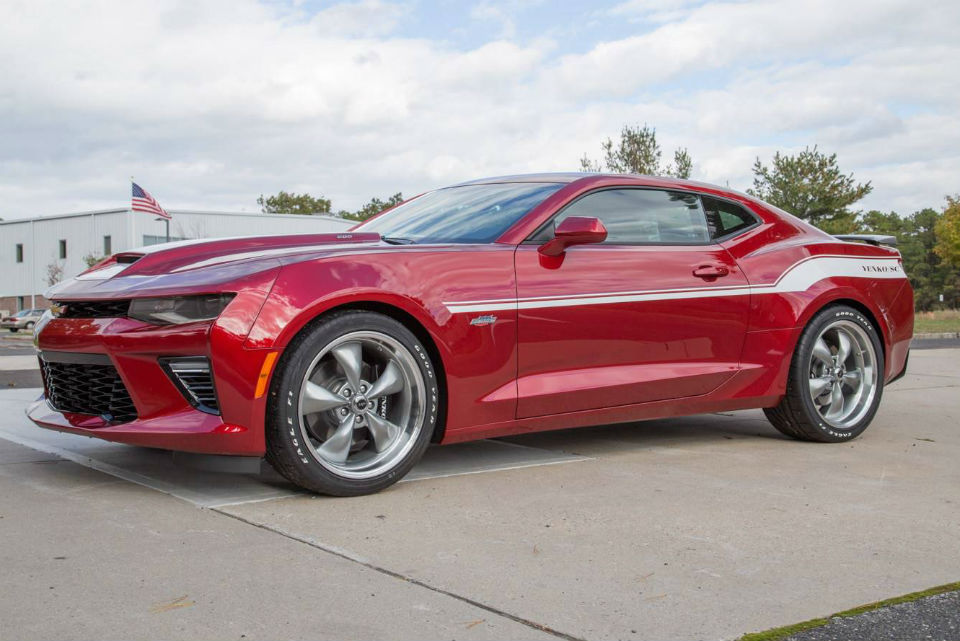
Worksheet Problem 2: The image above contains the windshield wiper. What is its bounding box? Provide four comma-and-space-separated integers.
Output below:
381, 236, 417, 245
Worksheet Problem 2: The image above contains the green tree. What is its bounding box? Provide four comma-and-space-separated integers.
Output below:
82, 253, 105, 268
45, 261, 64, 286
257, 191, 332, 215
859, 207, 959, 310
580, 124, 693, 179
672, 148, 693, 181
748, 146, 871, 234
934, 196, 960, 268
340, 193, 404, 222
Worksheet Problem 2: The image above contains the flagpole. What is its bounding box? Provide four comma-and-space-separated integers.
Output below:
130, 176, 136, 250
131, 177, 170, 244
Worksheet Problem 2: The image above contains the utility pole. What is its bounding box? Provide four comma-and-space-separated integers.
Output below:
155, 217, 170, 243
30, 218, 36, 308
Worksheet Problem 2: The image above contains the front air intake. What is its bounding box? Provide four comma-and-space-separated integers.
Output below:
160, 357, 220, 414
39, 352, 137, 423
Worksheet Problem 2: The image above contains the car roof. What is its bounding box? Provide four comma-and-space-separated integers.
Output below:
449, 172, 754, 200
450, 173, 586, 186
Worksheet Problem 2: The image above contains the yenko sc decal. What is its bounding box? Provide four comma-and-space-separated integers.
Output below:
861, 264, 902, 273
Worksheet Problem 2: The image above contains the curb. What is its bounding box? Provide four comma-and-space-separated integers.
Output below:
914, 332, 960, 340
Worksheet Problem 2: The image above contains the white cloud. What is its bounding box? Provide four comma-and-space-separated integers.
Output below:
470, 2, 518, 40
606, 0, 707, 24
0, 0, 958, 219
310, 0, 408, 37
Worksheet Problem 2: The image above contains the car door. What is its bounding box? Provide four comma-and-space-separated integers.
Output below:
514, 187, 751, 418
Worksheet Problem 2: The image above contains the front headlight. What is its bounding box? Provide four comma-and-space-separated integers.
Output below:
128, 294, 236, 325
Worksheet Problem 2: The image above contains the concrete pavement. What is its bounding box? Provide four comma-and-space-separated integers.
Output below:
0, 438, 558, 640
0, 348, 958, 640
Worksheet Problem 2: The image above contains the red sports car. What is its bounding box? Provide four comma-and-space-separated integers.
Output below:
29, 173, 913, 495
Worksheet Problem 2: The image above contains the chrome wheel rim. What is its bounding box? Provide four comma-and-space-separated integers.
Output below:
807, 320, 878, 430
297, 331, 425, 480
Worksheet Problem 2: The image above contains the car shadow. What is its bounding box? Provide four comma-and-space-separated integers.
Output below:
494, 409, 786, 459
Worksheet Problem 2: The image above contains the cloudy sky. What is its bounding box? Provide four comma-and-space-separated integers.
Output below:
1, 0, 958, 220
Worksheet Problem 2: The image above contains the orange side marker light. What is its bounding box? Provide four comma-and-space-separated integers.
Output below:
254, 351, 279, 399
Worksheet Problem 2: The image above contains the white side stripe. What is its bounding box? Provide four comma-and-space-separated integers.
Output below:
443, 255, 904, 314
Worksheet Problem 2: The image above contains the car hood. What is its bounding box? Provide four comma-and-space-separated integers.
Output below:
46, 232, 383, 300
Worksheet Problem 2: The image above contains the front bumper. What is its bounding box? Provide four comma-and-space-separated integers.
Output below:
27, 297, 278, 456
28, 397, 251, 453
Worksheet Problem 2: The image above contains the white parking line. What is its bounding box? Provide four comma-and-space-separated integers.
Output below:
0, 355, 39, 370
0, 389, 588, 508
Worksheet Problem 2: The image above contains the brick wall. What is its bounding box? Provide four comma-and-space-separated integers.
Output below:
0, 295, 50, 316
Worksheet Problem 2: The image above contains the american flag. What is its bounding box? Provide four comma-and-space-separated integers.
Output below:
131, 182, 171, 219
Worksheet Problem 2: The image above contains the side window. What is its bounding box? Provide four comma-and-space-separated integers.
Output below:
538, 189, 710, 244
701, 195, 758, 240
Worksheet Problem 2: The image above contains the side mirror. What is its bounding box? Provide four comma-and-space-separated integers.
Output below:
538, 216, 607, 257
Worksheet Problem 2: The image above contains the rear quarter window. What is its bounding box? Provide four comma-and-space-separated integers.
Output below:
701, 195, 759, 240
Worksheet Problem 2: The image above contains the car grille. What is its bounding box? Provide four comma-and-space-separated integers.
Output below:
39, 353, 138, 423
161, 357, 220, 414
55, 300, 131, 319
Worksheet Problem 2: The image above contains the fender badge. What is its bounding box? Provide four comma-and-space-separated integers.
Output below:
470, 315, 498, 326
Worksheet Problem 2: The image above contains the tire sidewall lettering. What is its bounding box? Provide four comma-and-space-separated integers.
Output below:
798, 305, 883, 441
271, 311, 441, 491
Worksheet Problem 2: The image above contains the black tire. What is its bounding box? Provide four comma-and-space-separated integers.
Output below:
265, 311, 440, 496
9, 328, 18, 333
765, 305, 885, 442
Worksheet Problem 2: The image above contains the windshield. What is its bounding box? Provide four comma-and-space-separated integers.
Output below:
356, 182, 565, 244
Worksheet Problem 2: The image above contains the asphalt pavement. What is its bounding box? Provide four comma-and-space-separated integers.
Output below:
0, 340, 958, 640
778, 590, 960, 641
912, 337, 960, 350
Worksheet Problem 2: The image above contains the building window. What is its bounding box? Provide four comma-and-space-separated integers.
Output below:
17, 296, 25, 311
142, 234, 186, 246
59, 239, 67, 259
103, 235, 112, 255
15, 244, 23, 263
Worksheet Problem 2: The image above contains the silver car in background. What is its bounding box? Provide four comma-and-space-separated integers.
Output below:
2, 309, 44, 332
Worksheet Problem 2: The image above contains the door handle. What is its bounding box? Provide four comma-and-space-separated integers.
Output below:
693, 264, 730, 279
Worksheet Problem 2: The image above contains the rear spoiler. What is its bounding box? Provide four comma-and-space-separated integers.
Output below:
834, 234, 898, 248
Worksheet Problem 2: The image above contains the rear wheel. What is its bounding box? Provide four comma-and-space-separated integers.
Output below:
765, 305, 884, 442
266, 311, 440, 496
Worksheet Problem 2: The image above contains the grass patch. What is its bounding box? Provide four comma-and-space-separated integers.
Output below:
737, 581, 960, 641
914, 309, 960, 333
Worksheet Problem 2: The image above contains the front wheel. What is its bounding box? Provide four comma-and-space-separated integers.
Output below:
765, 305, 884, 442
266, 311, 440, 496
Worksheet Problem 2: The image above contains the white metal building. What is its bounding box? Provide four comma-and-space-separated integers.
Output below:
0, 208, 353, 315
